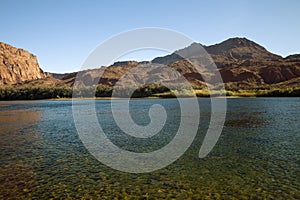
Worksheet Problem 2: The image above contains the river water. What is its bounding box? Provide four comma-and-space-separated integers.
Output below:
0, 98, 299, 199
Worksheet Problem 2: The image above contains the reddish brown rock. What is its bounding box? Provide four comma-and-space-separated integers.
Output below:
3, 38, 300, 89
0, 42, 47, 85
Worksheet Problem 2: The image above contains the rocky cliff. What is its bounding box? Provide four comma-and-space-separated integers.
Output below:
0, 42, 47, 85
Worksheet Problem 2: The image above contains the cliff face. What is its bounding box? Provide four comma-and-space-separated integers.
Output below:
0, 42, 47, 85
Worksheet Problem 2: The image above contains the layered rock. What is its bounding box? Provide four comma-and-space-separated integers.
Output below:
0, 42, 47, 85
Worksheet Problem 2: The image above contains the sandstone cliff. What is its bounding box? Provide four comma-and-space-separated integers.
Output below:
0, 42, 47, 85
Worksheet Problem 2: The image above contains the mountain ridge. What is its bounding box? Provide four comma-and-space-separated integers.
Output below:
1, 37, 300, 90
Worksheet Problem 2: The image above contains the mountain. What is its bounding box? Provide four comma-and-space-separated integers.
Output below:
0, 42, 48, 85
206, 37, 282, 63
207, 38, 300, 87
284, 54, 300, 62
151, 37, 300, 88
1, 38, 300, 91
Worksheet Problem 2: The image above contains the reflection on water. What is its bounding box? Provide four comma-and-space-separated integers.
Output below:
0, 108, 40, 199
0, 98, 299, 199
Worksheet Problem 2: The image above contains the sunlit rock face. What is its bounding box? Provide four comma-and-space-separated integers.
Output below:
0, 42, 47, 85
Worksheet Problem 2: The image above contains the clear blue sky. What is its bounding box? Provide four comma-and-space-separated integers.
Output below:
1, 0, 299, 73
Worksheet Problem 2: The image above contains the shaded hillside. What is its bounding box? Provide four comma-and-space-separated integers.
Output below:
284, 54, 300, 62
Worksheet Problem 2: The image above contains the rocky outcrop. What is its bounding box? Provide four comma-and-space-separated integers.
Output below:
0, 42, 47, 85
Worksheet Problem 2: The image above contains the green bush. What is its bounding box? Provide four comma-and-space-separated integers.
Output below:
0, 86, 73, 100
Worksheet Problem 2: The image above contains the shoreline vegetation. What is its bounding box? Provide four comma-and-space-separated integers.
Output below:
1, 84, 300, 100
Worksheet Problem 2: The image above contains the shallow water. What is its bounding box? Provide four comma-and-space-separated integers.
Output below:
0, 98, 299, 199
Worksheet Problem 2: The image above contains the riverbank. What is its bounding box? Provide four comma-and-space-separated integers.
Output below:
1, 86, 300, 100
